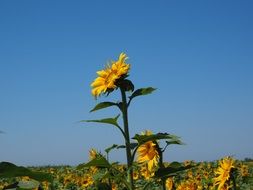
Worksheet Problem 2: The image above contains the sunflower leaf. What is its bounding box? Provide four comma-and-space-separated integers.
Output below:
154, 162, 194, 178
90, 102, 118, 112
80, 114, 121, 128
132, 133, 180, 145
129, 87, 156, 100
116, 143, 138, 150
0, 162, 52, 182
77, 156, 111, 169
80, 115, 126, 139
105, 144, 118, 154
165, 139, 185, 146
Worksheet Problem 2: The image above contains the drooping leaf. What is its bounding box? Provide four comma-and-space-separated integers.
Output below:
133, 133, 180, 145
81, 115, 120, 128
129, 87, 156, 100
90, 102, 118, 112
105, 144, 118, 154
116, 143, 138, 150
154, 162, 194, 178
80, 115, 126, 138
165, 140, 184, 146
0, 162, 52, 182
77, 156, 111, 169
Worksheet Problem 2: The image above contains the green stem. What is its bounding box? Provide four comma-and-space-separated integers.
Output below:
120, 87, 134, 190
156, 142, 166, 190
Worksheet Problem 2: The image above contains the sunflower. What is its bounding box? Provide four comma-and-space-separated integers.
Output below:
89, 148, 98, 160
80, 175, 94, 188
91, 53, 130, 97
214, 157, 235, 190
166, 177, 173, 190
137, 131, 159, 172
140, 163, 154, 180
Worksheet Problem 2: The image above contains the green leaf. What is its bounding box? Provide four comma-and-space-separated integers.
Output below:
0, 162, 52, 182
116, 143, 138, 150
129, 87, 156, 100
81, 114, 121, 128
105, 144, 118, 154
77, 156, 111, 169
165, 139, 185, 146
154, 162, 194, 178
95, 182, 111, 190
90, 102, 118, 112
133, 133, 180, 145
80, 115, 126, 139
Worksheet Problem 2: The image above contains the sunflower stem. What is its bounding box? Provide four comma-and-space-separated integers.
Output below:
120, 87, 134, 190
156, 142, 166, 190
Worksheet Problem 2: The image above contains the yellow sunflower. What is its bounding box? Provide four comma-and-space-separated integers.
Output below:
140, 163, 154, 180
91, 53, 130, 97
166, 177, 173, 190
137, 139, 159, 171
89, 148, 98, 160
214, 157, 235, 190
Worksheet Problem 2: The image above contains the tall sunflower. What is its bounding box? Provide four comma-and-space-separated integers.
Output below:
214, 157, 235, 190
91, 53, 130, 97
137, 130, 159, 172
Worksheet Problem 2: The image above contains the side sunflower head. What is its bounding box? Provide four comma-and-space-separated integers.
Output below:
137, 130, 159, 172
214, 156, 235, 190
91, 53, 130, 97
89, 148, 98, 160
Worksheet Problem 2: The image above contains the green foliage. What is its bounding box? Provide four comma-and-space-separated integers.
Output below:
80, 115, 126, 138
117, 143, 139, 150
105, 144, 118, 154
77, 156, 111, 169
90, 102, 118, 112
129, 87, 156, 101
133, 132, 181, 145
154, 162, 194, 178
0, 162, 52, 182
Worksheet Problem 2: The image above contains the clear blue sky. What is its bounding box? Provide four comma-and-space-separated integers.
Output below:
0, 0, 252, 166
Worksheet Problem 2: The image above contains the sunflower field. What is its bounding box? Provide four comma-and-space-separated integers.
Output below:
1, 53, 252, 190
0, 157, 253, 190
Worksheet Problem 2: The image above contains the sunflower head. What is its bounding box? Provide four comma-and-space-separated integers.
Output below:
89, 148, 98, 160
166, 178, 173, 190
214, 157, 235, 190
91, 53, 130, 97
137, 130, 159, 172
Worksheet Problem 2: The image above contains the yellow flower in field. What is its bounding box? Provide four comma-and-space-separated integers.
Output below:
111, 183, 118, 190
137, 130, 159, 171
177, 179, 198, 190
240, 164, 249, 177
137, 140, 159, 171
91, 53, 130, 97
214, 157, 235, 190
132, 170, 139, 180
141, 130, 153, 136
42, 181, 49, 190
140, 163, 154, 180
21, 176, 30, 181
166, 177, 173, 190
89, 148, 98, 160
80, 175, 94, 188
